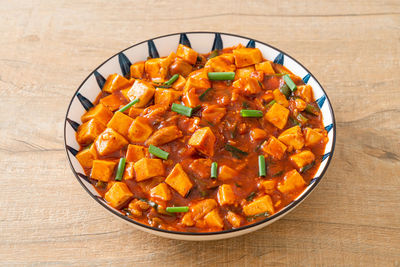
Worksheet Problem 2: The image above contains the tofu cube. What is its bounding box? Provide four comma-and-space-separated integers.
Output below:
255, 61, 275, 75
99, 94, 124, 111
278, 125, 305, 150
144, 53, 174, 82
102, 74, 131, 93
204, 209, 224, 229
181, 212, 195, 227
290, 150, 315, 170
123, 162, 135, 180
134, 158, 165, 182
76, 145, 97, 169
235, 66, 255, 79
304, 127, 325, 147
218, 165, 238, 181
226, 211, 243, 228
217, 184, 236, 206
91, 160, 117, 182
273, 89, 289, 107
107, 112, 134, 137
81, 103, 113, 126
150, 182, 172, 201
165, 163, 193, 197
176, 44, 198, 65
76, 118, 106, 146
94, 128, 128, 156
128, 107, 144, 118
182, 88, 201, 108
249, 128, 268, 142
205, 55, 236, 72
183, 70, 211, 92
201, 105, 226, 125
130, 61, 145, 79
259, 180, 276, 194
250, 70, 265, 82
126, 144, 147, 162
264, 103, 290, 129
105, 182, 133, 208
145, 125, 183, 146
127, 116, 153, 143
154, 88, 182, 106
169, 57, 193, 77
233, 47, 263, 68
188, 158, 212, 179
295, 84, 314, 103
127, 80, 155, 107
243, 195, 274, 216
277, 169, 306, 194
262, 136, 287, 160
188, 127, 216, 156
190, 199, 218, 220
171, 75, 186, 90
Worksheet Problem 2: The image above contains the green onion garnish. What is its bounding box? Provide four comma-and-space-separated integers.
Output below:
265, 99, 276, 109
300, 161, 315, 173
115, 157, 126, 181
199, 88, 212, 101
165, 206, 189, 213
246, 192, 256, 201
117, 98, 140, 113
240, 109, 263, 118
211, 162, 218, 178
258, 155, 266, 177
304, 104, 319, 116
296, 113, 308, 124
164, 74, 179, 86
272, 170, 283, 177
280, 84, 291, 98
149, 145, 169, 160
208, 72, 235, 81
283, 74, 297, 92
171, 103, 193, 117
225, 144, 248, 159
208, 50, 219, 59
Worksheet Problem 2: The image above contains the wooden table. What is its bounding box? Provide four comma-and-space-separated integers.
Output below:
1, 0, 399, 266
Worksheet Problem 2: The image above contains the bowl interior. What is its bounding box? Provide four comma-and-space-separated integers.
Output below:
64, 32, 335, 238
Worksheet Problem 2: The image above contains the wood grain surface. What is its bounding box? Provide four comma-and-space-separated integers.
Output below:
0, 0, 399, 266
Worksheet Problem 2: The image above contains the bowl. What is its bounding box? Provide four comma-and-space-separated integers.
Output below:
64, 32, 336, 241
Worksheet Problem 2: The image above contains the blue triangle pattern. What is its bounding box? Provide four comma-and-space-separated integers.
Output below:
274, 53, 284, 65
147, 40, 159, 58
66, 145, 78, 156
77, 172, 91, 183
66, 118, 80, 132
322, 152, 330, 162
246, 39, 256, 48
76, 93, 93, 111
302, 73, 311, 84
212, 33, 223, 51
316, 95, 326, 109
94, 70, 106, 90
324, 124, 333, 133
179, 33, 191, 47
118, 52, 132, 77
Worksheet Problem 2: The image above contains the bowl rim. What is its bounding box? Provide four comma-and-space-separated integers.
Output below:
64, 31, 336, 236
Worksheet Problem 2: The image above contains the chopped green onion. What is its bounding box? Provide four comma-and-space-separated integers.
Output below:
211, 162, 218, 178
290, 117, 301, 126
300, 161, 315, 173
115, 157, 126, 181
139, 198, 158, 209
265, 99, 276, 109
240, 109, 263, 118
242, 101, 250, 108
305, 104, 320, 116
246, 192, 256, 201
149, 145, 169, 160
258, 155, 266, 177
208, 50, 219, 59
199, 88, 212, 101
296, 113, 308, 124
165, 206, 189, 213
95, 180, 107, 188
171, 103, 193, 117
283, 74, 297, 92
118, 98, 140, 113
225, 144, 248, 159
208, 72, 235, 81
280, 84, 291, 98
246, 212, 269, 221
272, 170, 284, 177
164, 74, 179, 86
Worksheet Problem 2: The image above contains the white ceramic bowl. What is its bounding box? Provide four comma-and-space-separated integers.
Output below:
64, 32, 336, 241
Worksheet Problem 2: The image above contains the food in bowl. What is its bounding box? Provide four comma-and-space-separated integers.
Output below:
74, 43, 329, 232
